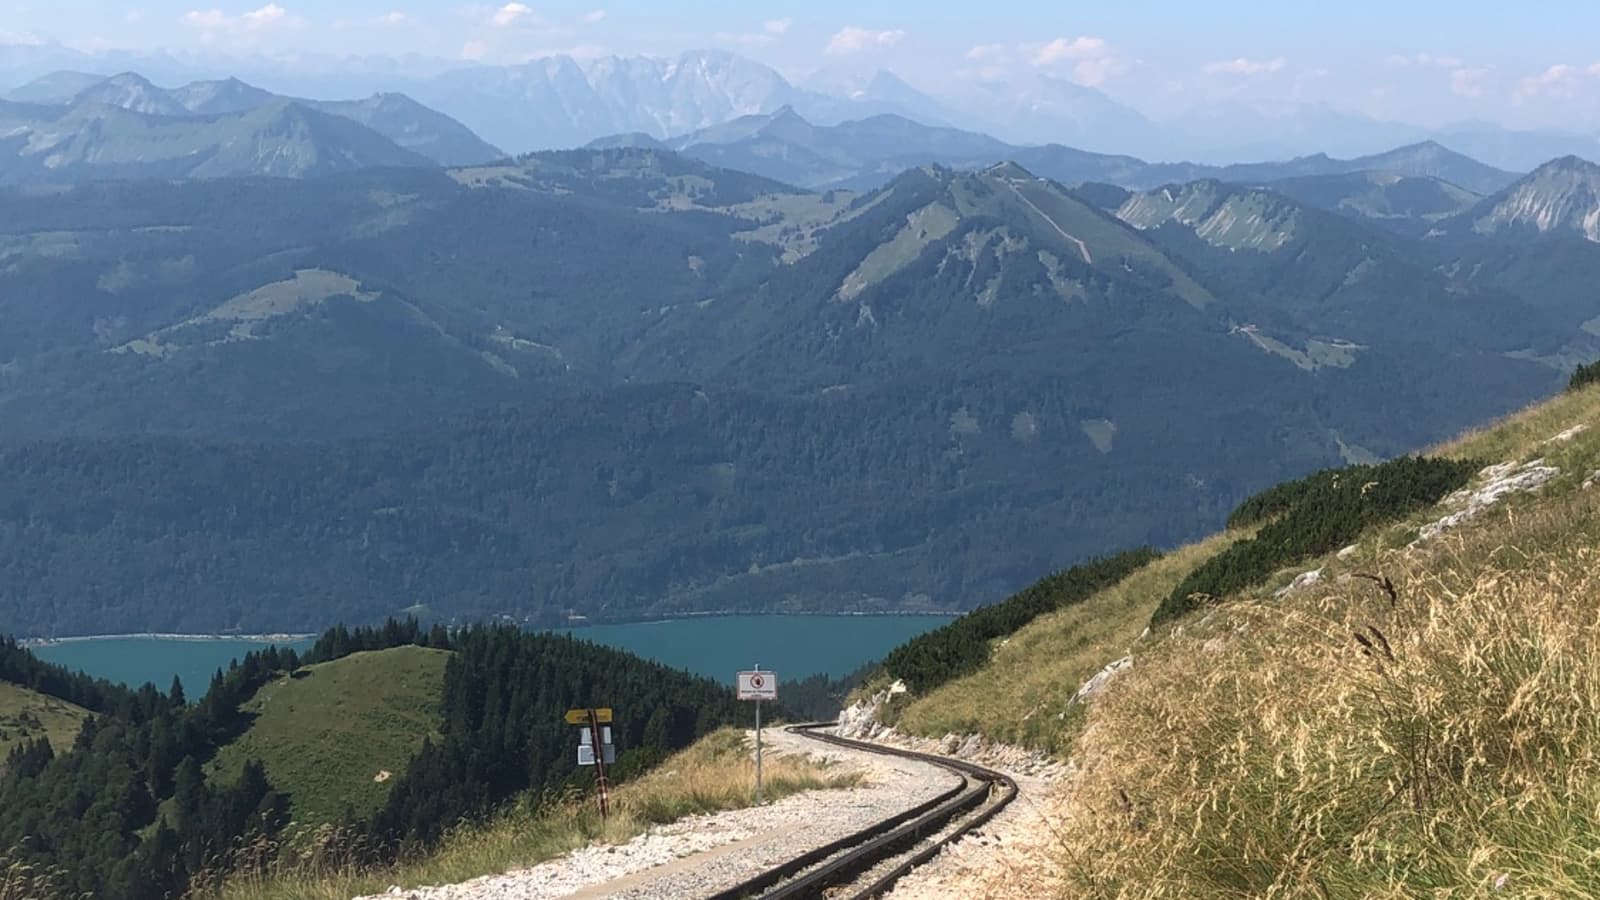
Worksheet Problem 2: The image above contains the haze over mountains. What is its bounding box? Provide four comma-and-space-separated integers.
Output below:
0, 71, 502, 183
6, 45, 1600, 168
600, 106, 1521, 196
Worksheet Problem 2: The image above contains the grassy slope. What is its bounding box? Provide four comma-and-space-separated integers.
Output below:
902, 384, 1600, 895
215, 727, 862, 900
208, 646, 450, 827
0, 682, 89, 758
894, 533, 1238, 756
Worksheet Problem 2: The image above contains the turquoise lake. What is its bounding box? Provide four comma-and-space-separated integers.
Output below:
30, 615, 950, 692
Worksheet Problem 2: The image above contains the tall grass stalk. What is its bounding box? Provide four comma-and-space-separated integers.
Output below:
1057, 487, 1600, 897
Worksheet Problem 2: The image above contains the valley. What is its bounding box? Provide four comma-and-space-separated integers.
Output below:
3, 17, 1600, 896
2, 146, 1582, 638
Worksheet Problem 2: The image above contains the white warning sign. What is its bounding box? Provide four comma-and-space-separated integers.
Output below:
736, 670, 778, 701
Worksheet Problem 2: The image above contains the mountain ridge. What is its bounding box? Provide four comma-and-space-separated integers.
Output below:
2, 69, 503, 172
588, 107, 1522, 197
0, 96, 437, 184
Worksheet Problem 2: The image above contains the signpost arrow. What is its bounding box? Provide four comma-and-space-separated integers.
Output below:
565, 707, 613, 725
563, 708, 615, 819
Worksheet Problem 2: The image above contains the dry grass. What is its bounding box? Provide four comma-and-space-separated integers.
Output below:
1, 850, 80, 900
207, 727, 860, 900
1055, 462, 1600, 897
1434, 380, 1600, 466
0, 682, 89, 759
895, 533, 1239, 756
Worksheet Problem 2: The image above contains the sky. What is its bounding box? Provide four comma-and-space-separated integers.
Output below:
3, 0, 1599, 130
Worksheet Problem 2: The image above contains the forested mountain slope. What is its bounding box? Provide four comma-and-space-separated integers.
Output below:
0, 70, 502, 181
0, 622, 742, 898
0, 149, 1584, 635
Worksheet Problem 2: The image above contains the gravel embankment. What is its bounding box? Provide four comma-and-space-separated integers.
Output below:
832, 692, 1075, 900
879, 766, 1066, 900
360, 727, 959, 900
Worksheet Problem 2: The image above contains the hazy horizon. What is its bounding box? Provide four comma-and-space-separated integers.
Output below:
3, 1, 1599, 138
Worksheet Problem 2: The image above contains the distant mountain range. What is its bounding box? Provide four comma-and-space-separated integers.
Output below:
0, 71, 503, 183
7, 44, 1599, 166
403, 49, 954, 157
593, 107, 1521, 202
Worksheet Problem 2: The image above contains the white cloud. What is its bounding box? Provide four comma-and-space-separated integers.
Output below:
0, 30, 47, 46
959, 36, 1129, 86
1030, 36, 1105, 66
491, 3, 535, 28
182, 9, 227, 29
965, 43, 1009, 63
825, 26, 905, 56
715, 31, 775, 47
331, 11, 416, 31
1202, 56, 1287, 76
1025, 35, 1128, 86
460, 39, 489, 60
181, 4, 305, 42
584, 9, 607, 23
1512, 63, 1600, 101
241, 4, 289, 28
1386, 53, 1464, 69
715, 17, 791, 47
1450, 66, 1491, 98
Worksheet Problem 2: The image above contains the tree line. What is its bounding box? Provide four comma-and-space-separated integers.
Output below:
0, 619, 743, 898
882, 548, 1160, 694
1153, 455, 1480, 624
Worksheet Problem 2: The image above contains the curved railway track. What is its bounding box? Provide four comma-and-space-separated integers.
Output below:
704, 723, 1018, 900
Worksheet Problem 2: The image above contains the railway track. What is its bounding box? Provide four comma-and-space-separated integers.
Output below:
704, 723, 1018, 900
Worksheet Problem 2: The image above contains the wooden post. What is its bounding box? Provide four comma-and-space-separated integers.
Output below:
588, 708, 610, 821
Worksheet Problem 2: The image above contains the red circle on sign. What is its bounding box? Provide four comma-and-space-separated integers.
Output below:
752, 675, 764, 688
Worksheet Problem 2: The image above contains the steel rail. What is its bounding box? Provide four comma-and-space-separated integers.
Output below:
703, 722, 1019, 900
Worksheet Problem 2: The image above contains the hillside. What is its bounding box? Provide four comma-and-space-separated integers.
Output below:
1264, 170, 1482, 236
207, 646, 450, 826
0, 681, 88, 757
1, 70, 502, 169
0, 622, 746, 898
1467, 155, 1600, 242
0, 97, 434, 184
867, 379, 1600, 895
0, 151, 1580, 636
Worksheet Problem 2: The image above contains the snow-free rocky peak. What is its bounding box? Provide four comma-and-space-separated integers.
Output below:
1473, 155, 1600, 242
72, 72, 189, 117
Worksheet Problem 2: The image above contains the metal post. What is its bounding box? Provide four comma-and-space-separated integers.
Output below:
753, 662, 764, 805
588, 709, 610, 821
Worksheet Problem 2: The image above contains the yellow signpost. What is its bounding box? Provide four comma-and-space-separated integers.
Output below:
563, 708, 615, 820
564, 707, 613, 725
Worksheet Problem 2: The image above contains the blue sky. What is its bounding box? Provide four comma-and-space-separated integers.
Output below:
4, 1, 1599, 128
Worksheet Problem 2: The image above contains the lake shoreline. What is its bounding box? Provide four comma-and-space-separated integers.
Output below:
17, 611, 958, 646
24, 615, 951, 688
19, 632, 318, 648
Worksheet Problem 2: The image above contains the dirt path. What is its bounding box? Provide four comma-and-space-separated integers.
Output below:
1005, 181, 1093, 263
